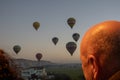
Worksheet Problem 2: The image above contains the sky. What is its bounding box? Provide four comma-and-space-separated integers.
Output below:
0, 0, 120, 63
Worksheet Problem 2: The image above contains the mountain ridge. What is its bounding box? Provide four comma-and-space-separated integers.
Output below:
12, 58, 81, 69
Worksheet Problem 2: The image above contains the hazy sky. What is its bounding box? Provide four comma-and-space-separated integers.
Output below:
1, 0, 120, 63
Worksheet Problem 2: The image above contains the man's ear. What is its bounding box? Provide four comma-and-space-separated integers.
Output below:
88, 55, 98, 79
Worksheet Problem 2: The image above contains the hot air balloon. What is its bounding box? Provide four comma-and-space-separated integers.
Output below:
66, 42, 77, 56
33, 21, 40, 31
13, 45, 21, 54
67, 17, 76, 29
52, 37, 59, 45
36, 53, 42, 61
72, 33, 80, 42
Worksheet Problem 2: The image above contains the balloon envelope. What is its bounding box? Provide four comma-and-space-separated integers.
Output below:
67, 17, 76, 29
66, 42, 77, 56
72, 33, 80, 42
52, 37, 59, 45
13, 45, 21, 54
36, 53, 42, 61
33, 21, 40, 31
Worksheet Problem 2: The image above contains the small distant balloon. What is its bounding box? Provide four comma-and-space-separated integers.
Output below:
67, 17, 76, 29
36, 53, 42, 61
72, 33, 80, 42
33, 21, 40, 31
52, 37, 59, 45
66, 42, 77, 56
13, 45, 21, 54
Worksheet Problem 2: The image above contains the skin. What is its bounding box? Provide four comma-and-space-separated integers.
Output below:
80, 20, 120, 80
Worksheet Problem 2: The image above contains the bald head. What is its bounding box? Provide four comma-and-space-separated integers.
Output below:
80, 20, 120, 80
81, 20, 120, 59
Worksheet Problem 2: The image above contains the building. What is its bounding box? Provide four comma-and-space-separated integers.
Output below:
21, 66, 47, 80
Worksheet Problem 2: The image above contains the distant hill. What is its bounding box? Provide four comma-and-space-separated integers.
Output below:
13, 58, 56, 68
12, 58, 81, 69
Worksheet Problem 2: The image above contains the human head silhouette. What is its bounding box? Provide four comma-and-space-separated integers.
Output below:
80, 20, 120, 80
